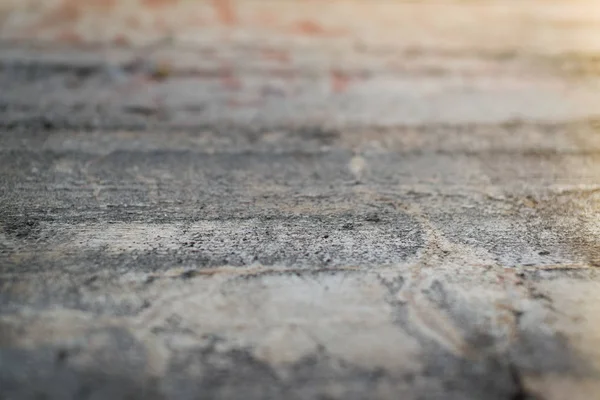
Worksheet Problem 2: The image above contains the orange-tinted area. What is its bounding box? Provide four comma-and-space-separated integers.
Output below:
290, 20, 345, 36
331, 70, 351, 93
213, 0, 238, 26
31, 0, 115, 32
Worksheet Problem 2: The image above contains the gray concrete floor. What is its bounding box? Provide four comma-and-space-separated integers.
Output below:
1, 1, 600, 399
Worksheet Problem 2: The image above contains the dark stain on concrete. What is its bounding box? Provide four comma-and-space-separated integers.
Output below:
0, 328, 163, 400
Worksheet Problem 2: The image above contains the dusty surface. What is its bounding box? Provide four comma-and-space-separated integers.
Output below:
1, 1, 600, 399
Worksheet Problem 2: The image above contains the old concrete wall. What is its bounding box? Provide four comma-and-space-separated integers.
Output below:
1, 1, 600, 400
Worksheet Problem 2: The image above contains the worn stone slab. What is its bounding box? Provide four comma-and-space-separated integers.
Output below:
1, 1, 600, 400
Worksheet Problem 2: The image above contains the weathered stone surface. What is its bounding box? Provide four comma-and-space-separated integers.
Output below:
1, 1, 600, 399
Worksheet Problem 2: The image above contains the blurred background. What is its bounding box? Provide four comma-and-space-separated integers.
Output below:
2, 0, 600, 127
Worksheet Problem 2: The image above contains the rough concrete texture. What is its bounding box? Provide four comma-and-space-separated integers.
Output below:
1, 1, 600, 399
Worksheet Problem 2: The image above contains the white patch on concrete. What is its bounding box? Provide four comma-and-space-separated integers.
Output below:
136, 273, 422, 372
349, 155, 366, 181
68, 223, 183, 253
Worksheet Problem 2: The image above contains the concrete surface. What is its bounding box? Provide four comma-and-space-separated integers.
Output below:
1, 1, 600, 399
